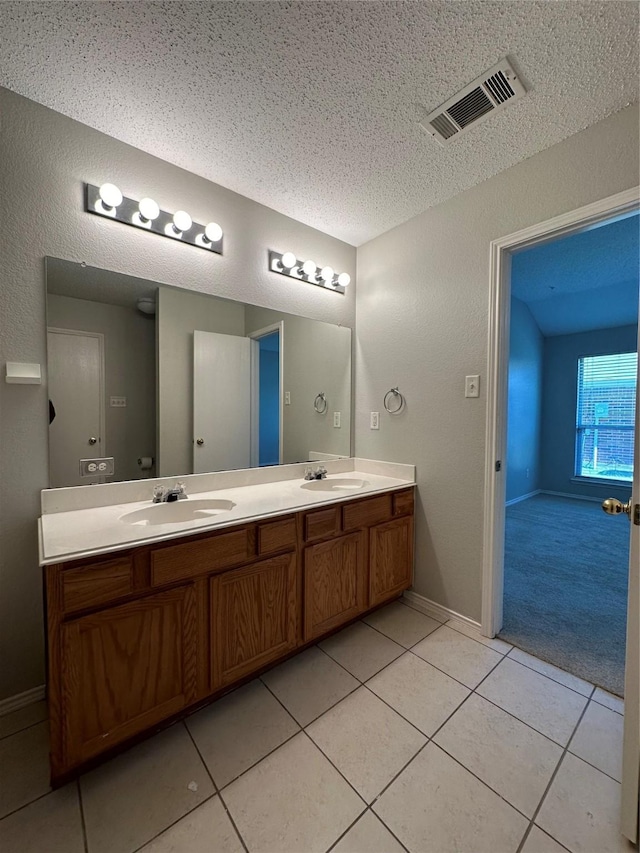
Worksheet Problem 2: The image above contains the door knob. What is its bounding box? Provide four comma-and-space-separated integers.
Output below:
196, 438, 204, 446
88, 437, 98, 445
602, 498, 631, 519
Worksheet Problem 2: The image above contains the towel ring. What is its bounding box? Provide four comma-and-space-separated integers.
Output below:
384, 387, 405, 414
314, 392, 328, 414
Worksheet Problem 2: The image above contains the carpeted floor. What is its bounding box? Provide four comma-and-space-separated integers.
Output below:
498, 493, 629, 696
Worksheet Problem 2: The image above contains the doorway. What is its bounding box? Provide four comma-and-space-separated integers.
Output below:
248, 322, 284, 468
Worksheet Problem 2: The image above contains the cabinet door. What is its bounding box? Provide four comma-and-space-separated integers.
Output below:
303, 532, 366, 642
211, 553, 297, 688
369, 516, 414, 607
60, 585, 198, 767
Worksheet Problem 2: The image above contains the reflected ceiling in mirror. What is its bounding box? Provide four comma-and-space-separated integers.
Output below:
46, 258, 352, 488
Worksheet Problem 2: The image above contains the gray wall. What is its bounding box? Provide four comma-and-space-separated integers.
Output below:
355, 104, 639, 623
47, 294, 156, 482
0, 87, 355, 701
540, 324, 636, 501
506, 298, 543, 503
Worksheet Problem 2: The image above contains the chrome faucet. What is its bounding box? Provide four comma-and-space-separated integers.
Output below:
152, 482, 188, 503
304, 465, 328, 481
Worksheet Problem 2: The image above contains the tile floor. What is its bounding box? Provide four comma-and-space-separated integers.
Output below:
0, 600, 633, 853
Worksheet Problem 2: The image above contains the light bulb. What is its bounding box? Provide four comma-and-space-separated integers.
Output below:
172, 210, 192, 233
98, 183, 123, 209
204, 222, 223, 243
320, 265, 334, 283
281, 252, 297, 269
337, 272, 351, 287
302, 260, 316, 277
138, 197, 160, 222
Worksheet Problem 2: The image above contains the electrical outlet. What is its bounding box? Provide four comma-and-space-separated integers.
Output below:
284, 391, 291, 405
370, 411, 380, 430
333, 411, 341, 428
465, 375, 480, 398
110, 396, 127, 407
80, 457, 114, 477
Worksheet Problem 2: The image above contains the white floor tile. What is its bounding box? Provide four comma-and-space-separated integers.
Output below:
520, 825, 569, 853
81, 723, 214, 853
477, 658, 588, 745
261, 646, 358, 726
0, 701, 47, 740
412, 625, 503, 688
332, 810, 405, 853
320, 622, 404, 681
374, 742, 528, 853
446, 619, 512, 654
367, 651, 469, 736
139, 796, 243, 853
363, 601, 441, 647
223, 732, 365, 853
0, 784, 84, 853
307, 687, 426, 803
0, 721, 50, 819
537, 753, 634, 853
570, 700, 624, 782
186, 679, 299, 787
508, 647, 593, 697
434, 693, 562, 817
593, 687, 624, 715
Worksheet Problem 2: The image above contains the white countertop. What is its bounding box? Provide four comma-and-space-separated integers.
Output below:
39, 459, 415, 565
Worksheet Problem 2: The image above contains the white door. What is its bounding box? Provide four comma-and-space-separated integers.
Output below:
193, 330, 251, 473
618, 319, 640, 842
47, 328, 104, 487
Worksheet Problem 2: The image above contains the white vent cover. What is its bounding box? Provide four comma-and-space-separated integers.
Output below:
420, 57, 526, 145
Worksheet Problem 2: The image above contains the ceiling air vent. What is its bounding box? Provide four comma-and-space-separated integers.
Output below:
420, 57, 526, 146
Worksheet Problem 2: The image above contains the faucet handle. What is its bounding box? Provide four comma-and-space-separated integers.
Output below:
152, 484, 166, 502
175, 481, 187, 498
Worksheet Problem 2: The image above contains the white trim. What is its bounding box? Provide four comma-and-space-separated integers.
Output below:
0, 685, 46, 716
505, 489, 541, 507
571, 476, 633, 489
248, 322, 284, 466
482, 185, 640, 641
541, 489, 607, 504
403, 590, 481, 630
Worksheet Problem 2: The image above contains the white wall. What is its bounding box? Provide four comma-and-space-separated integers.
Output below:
355, 104, 639, 623
0, 87, 355, 701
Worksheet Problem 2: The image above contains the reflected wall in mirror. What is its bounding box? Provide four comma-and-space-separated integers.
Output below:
46, 258, 352, 487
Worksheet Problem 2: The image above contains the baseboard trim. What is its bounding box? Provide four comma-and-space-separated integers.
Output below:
541, 490, 604, 504
0, 685, 46, 716
505, 489, 541, 507
403, 590, 481, 630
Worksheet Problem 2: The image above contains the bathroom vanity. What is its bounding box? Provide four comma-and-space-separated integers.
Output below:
40, 460, 415, 784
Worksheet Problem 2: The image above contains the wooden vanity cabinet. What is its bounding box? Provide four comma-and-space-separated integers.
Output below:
45, 487, 414, 783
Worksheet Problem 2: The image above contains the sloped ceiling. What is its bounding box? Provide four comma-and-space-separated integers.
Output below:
1, 1, 638, 245
511, 213, 639, 337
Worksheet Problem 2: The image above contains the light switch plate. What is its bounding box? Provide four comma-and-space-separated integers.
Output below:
284, 391, 291, 405
370, 411, 380, 430
333, 412, 341, 428
465, 375, 480, 398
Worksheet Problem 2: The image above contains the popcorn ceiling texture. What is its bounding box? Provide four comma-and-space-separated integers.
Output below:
1, 1, 638, 245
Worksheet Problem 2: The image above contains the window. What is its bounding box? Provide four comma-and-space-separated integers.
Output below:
575, 352, 637, 482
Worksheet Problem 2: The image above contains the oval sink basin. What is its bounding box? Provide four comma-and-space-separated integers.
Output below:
120, 499, 235, 526
300, 478, 368, 492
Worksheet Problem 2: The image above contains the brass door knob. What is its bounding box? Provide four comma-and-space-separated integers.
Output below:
196, 438, 204, 446
602, 498, 631, 518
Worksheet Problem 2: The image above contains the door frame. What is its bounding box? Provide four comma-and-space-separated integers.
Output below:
47, 327, 106, 483
248, 322, 284, 467
481, 185, 639, 637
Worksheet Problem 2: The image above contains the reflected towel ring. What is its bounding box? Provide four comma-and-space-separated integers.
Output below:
384, 387, 405, 414
314, 392, 328, 414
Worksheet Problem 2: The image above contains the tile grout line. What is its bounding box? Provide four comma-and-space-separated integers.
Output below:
77, 778, 89, 853
129, 792, 218, 853
514, 686, 596, 853
0, 716, 48, 742
0, 788, 54, 824
502, 646, 595, 699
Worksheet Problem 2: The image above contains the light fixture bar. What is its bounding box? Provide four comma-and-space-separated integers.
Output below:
85, 184, 223, 255
268, 250, 348, 294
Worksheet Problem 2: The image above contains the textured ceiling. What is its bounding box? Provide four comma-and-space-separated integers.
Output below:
1, 1, 638, 245
511, 213, 639, 336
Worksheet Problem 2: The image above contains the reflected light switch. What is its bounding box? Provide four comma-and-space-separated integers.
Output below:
285, 391, 291, 405
333, 412, 341, 428
465, 375, 480, 398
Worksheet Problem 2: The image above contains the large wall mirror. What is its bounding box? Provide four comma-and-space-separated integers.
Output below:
46, 257, 352, 488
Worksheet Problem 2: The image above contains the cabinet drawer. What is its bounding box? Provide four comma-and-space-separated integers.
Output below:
258, 517, 297, 556
151, 527, 251, 586
342, 494, 392, 531
62, 557, 133, 613
393, 489, 414, 517
303, 506, 341, 542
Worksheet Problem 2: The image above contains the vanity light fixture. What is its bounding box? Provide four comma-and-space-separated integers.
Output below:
268, 250, 349, 294
85, 183, 224, 255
